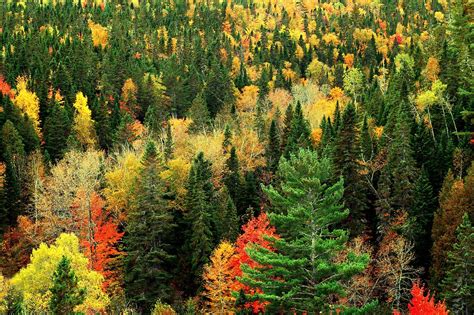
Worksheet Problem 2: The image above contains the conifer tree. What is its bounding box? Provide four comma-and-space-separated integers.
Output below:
216, 188, 239, 242
188, 93, 211, 133
49, 256, 86, 315
240, 149, 373, 313
360, 115, 374, 161
266, 119, 281, 173
333, 103, 368, 235
283, 101, 311, 158
184, 152, 217, 286
222, 124, 232, 154
164, 121, 173, 163
124, 141, 176, 312
224, 147, 243, 214
43, 103, 70, 162
280, 104, 293, 153
441, 213, 473, 315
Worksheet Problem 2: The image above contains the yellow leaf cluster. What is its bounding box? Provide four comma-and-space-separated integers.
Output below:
237, 85, 259, 112
202, 241, 236, 314
89, 21, 108, 49
322, 32, 340, 46
160, 158, 191, 211
11, 233, 108, 313
0, 273, 8, 314
73, 92, 96, 148
13, 76, 40, 134
104, 149, 141, 218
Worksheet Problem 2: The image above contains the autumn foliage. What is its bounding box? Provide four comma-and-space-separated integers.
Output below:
393, 282, 448, 315
228, 213, 279, 313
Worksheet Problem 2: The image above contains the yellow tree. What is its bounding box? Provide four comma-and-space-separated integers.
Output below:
0, 273, 8, 313
13, 76, 40, 135
73, 92, 96, 148
202, 241, 236, 314
11, 233, 109, 313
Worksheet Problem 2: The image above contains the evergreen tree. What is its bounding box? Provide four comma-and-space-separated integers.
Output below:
254, 102, 266, 142
49, 256, 86, 315
1, 120, 25, 227
333, 103, 368, 235
441, 213, 473, 315
410, 169, 436, 271
224, 147, 243, 214
184, 152, 217, 286
283, 101, 311, 158
217, 187, 239, 242
124, 141, 176, 312
188, 93, 211, 133
266, 119, 281, 173
240, 149, 374, 313
164, 121, 173, 162
43, 103, 70, 162
222, 124, 232, 154
90, 97, 112, 151
280, 104, 293, 153
360, 115, 374, 162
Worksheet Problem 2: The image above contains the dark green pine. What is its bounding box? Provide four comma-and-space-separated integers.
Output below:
164, 121, 174, 163
43, 102, 71, 162
224, 147, 243, 215
188, 92, 211, 133
283, 101, 311, 158
49, 256, 86, 315
266, 119, 281, 173
124, 141, 176, 312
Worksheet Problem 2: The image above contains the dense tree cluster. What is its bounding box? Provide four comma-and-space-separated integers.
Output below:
0, 0, 472, 313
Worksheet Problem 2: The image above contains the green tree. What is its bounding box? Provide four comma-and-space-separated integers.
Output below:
124, 141, 176, 312
283, 101, 311, 158
43, 103, 70, 162
164, 121, 173, 163
184, 152, 217, 286
240, 149, 373, 313
333, 103, 368, 235
441, 213, 473, 315
188, 93, 211, 133
49, 256, 86, 315
224, 147, 243, 214
266, 119, 281, 173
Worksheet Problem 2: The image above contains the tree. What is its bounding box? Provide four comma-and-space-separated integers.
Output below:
10, 233, 108, 313
202, 241, 236, 314
343, 67, 364, 104
224, 147, 243, 214
72, 92, 96, 148
13, 76, 40, 135
43, 102, 70, 162
393, 282, 448, 315
124, 141, 176, 312
441, 213, 473, 314
222, 124, 232, 154
164, 121, 174, 163
216, 188, 239, 242
228, 213, 278, 314
1, 120, 25, 228
240, 149, 372, 313
49, 256, 86, 315
431, 165, 474, 285
266, 119, 281, 173
184, 152, 217, 286
188, 93, 210, 133
283, 102, 311, 158
80, 193, 124, 296
333, 103, 368, 235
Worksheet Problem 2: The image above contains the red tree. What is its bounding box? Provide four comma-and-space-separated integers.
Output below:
228, 212, 279, 314
393, 282, 448, 315
80, 193, 124, 294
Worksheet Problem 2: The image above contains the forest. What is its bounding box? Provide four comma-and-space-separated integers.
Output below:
0, 0, 472, 314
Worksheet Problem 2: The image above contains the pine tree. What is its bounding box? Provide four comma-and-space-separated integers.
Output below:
280, 104, 293, 153
360, 115, 374, 161
240, 149, 373, 313
333, 103, 368, 235
164, 121, 173, 162
217, 188, 239, 242
283, 101, 311, 158
184, 152, 217, 286
1, 120, 25, 227
188, 93, 211, 133
124, 141, 176, 312
49, 256, 86, 315
43, 102, 70, 162
254, 102, 266, 142
441, 213, 473, 315
410, 169, 436, 271
224, 147, 243, 214
266, 119, 281, 173
222, 124, 232, 154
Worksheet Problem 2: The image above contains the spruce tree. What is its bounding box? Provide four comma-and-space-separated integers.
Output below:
224, 147, 243, 215
49, 256, 86, 315
441, 213, 473, 315
360, 115, 374, 162
280, 104, 293, 153
188, 93, 211, 133
164, 121, 173, 162
266, 119, 281, 173
217, 187, 239, 242
240, 149, 373, 313
124, 141, 176, 312
283, 101, 311, 158
222, 124, 232, 154
43, 103, 70, 162
333, 103, 368, 235
184, 152, 217, 286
